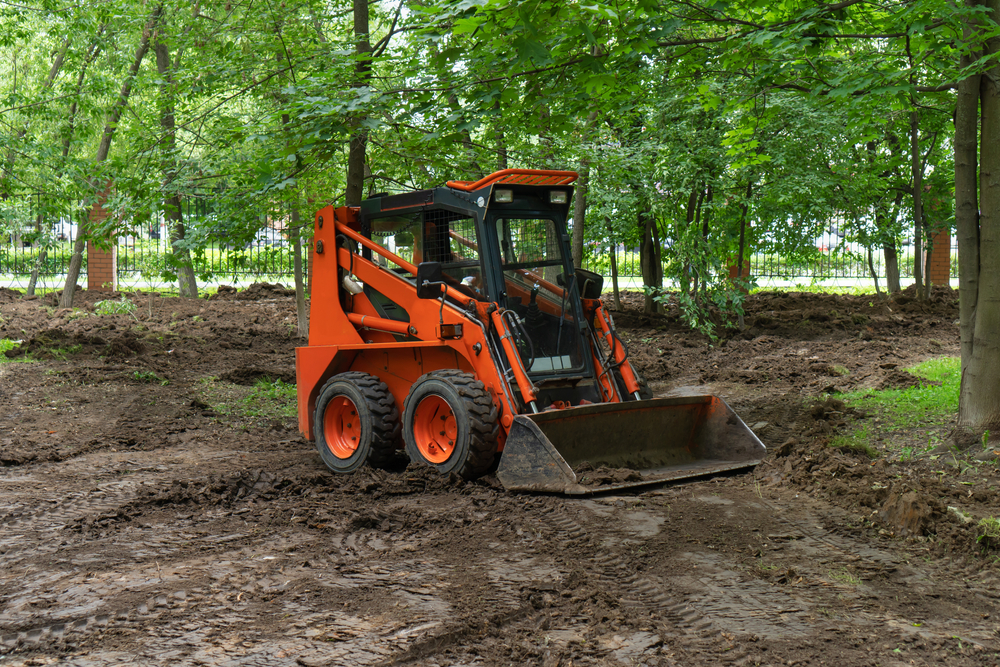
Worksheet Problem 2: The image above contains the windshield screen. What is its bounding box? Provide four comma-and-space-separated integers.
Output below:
494, 216, 585, 375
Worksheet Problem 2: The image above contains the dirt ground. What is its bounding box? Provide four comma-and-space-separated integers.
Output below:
2, 283, 999, 666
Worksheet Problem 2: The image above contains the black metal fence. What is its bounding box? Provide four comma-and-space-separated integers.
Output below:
1, 194, 957, 292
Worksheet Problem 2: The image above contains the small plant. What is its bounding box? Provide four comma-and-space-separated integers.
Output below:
829, 424, 878, 458
95, 296, 136, 317
829, 568, 861, 585
49, 344, 82, 360
976, 517, 1000, 550
132, 370, 168, 385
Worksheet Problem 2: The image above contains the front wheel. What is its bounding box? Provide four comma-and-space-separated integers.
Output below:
402, 370, 498, 479
314, 372, 400, 473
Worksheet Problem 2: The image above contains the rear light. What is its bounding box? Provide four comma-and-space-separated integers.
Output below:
494, 189, 514, 203
550, 191, 568, 204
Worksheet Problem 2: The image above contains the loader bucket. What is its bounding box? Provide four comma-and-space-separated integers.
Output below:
496, 396, 765, 495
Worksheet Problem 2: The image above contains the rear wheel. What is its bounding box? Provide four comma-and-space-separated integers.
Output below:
403, 370, 498, 479
314, 372, 400, 473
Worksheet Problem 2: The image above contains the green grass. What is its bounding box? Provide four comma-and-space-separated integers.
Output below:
829, 424, 879, 458
840, 356, 960, 428
132, 370, 168, 385
199, 376, 296, 425
832, 356, 960, 460
0, 338, 33, 363
977, 517, 1000, 550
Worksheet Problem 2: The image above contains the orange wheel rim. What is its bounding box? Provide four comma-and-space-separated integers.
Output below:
412, 395, 457, 464
324, 396, 361, 459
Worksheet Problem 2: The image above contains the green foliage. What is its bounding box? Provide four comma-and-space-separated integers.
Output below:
0, 0, 990, 331
0, 338, 33, 363
94, 296, 136, 316
132, 370, 168, 385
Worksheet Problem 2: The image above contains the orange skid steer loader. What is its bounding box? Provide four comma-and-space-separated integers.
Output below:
295, 170, 764, 494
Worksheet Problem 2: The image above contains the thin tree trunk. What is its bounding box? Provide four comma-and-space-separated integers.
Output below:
867, 247, 882, 296
494, 101, 508, 171
639, 205, 661, 314
345, 0, 372, 207
292, 209, 308, 338
60, 5, 163, 308
606, 217, 620, 310
155, 37, 198, 297
571, 159, 590, 269
735, 181, 752, 329
28, 36, 104, 297
907, 36, 925, 298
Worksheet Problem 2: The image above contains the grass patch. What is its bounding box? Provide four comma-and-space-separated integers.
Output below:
829, 424, 878, 458
833, 356, 959, 461
199, 376, 296, 425
840, 356, 959, 428
828, 568, 861, 585
133, 370, 168, 385
0, 338, 34, 363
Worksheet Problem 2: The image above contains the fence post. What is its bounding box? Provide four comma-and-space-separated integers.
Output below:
926, 230, 951, 286
728, 259, 751, 293
87, 185, 117, 292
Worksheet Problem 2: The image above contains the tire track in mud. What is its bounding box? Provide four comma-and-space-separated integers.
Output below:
0, 476, 549, 666
537, 500, 757, 666
755, 496, 1000, 650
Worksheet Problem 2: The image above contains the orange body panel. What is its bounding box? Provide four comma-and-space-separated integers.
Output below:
296, 205, 520, 447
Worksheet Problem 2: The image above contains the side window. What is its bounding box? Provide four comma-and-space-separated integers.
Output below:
423, 210, 483, 296
368, 212, 421, 276
497, 218, 559, 266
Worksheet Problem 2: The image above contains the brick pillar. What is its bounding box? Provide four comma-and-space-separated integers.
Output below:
926, 230, 951, 286
728, 259, 751, 293
86, 188, 117, 292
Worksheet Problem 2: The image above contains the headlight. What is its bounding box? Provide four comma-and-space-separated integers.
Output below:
494, 189, 514, 203
550, 191, 568, 204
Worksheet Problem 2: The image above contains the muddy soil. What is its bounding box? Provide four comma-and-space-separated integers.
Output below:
2, 284, 999, 666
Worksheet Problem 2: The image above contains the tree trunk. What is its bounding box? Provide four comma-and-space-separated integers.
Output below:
958, 0, 1000, 432
495, 101, 508, 171
345, 0, 372, 207
867, 247, 882, 296
60, 5, 163, 308
571, 160, 590, 269
910, 107, 925, 298
155, 38, 198, 298
639, 205, 662, 314
292, 209, 309, 338
606, 217, 621, 310
883, 242, 901, 293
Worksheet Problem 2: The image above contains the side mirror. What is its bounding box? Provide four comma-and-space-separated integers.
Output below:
416, 261, 445, 299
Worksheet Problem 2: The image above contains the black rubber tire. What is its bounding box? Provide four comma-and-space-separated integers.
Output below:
402, 369, 499, 479
314, 372, 400, 473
